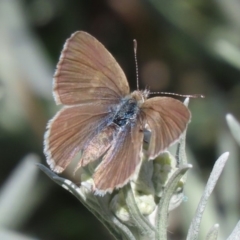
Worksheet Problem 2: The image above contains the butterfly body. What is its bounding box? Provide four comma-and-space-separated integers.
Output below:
111, 90, 146, 127
112, 97, 138, 127
44, 31, 191, 195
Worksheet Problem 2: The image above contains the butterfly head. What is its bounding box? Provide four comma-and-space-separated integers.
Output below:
131, 89, 149, 106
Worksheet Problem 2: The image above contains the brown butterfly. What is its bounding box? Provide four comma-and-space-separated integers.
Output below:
44, 31, 191, 195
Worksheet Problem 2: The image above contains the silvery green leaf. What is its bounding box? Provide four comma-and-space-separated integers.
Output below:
205, 224, 219, 240
226, 114, 240, 146
152, 152, 177, 197
123, 184, 155, 236
155, 164, 191, 240
37, 164, 135, 240
186, 152, 229, 240
226, 220, 240, 240
0, 229, 38, 240
0, 154, 40, 229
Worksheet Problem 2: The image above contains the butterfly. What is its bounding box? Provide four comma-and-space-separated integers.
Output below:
44, 31, 191, 195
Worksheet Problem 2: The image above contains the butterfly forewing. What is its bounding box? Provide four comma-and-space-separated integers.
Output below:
141, 97, 190, 159
44, 103, 113, 172
93, 121, 144, 194
53, 31, 130, 105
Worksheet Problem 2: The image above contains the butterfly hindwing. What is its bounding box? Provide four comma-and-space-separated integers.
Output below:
44, 103, 113, 172
141, 97, 190, 159
93, 120, 144, 194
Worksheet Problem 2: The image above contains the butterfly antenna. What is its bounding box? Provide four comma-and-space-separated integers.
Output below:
149, 91, 205, 99
133, 39, 139, 91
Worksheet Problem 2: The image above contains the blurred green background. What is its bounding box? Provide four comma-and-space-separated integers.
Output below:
0, 0, 240, 239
